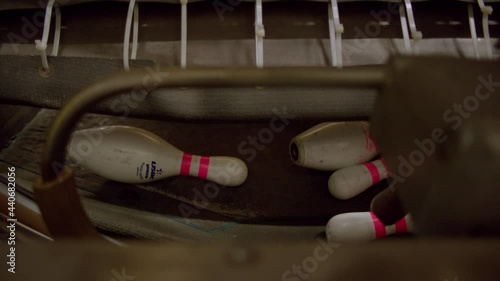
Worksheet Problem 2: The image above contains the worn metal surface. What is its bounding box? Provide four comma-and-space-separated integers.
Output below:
2, 239, 499, 281
38, 65, 384, 181
371, 56, 500, 235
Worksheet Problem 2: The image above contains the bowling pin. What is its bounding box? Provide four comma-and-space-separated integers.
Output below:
328, 158, 389, 200
67, 126, 248, 186
289, 122, 378, 171
326, 212, 413, 243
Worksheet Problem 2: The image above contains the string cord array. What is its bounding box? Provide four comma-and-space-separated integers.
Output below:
35, 0, 61, 73
34, 0, 496, 72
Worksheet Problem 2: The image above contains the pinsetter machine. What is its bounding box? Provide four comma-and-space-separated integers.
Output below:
0, 0, 499, 280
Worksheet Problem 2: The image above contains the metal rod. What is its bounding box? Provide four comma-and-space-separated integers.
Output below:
41, 66, 386, 181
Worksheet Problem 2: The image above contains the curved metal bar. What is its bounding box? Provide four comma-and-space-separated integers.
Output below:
40, 66, 386, 181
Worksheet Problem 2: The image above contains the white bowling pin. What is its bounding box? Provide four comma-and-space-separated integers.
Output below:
328, 158, 389, 200
67, 126, 248, 186
326, 212, 413, 243
289, 122, 378, 171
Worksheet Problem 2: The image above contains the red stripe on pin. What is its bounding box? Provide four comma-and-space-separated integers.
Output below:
364, 162, 380, 185
370, 212, 386, 238
395, 216, 408, 233
361, 126, 374, 152
180, 153, 192, 175
368, 133, 379, 152
379, 157, 390, 177
198, 156, 210, 179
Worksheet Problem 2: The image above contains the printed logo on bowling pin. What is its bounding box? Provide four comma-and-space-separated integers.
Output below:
136, 161, 159, 180
68, 126, 248, 186
329, 158, 389, 200
325, 212, 413, 243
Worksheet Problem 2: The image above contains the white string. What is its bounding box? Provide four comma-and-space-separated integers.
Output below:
403, 0, 422, 53
35, 0, 57, 73
123, 0, 138, 71
51, 6, 61, 56
181, 0, 188, 69
131, 3, 139, 60
255, 0, 264, 68
477, 0, 493, 58
327, 3, 336, 67
328, 0, 343, 68
399, 4, 411, 52
468, 3, 480, 59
